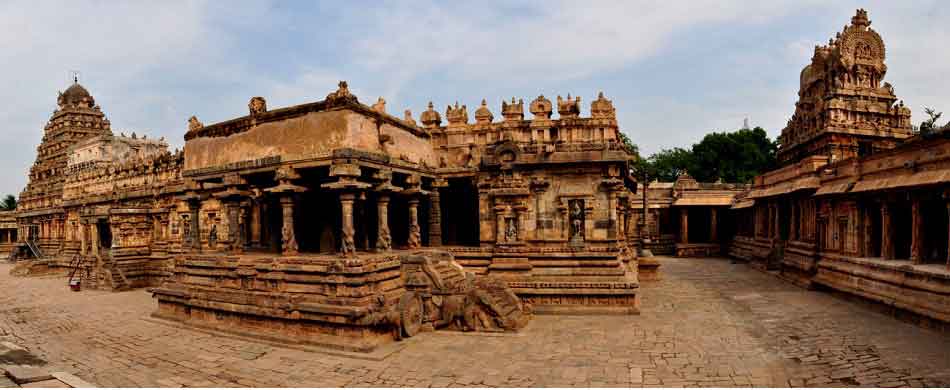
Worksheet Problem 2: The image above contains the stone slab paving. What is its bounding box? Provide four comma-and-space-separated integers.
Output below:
0, 257, 948, 387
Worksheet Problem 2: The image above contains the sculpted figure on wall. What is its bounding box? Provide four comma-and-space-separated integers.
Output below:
248, 97, 267, 116
570, 199, 585, 243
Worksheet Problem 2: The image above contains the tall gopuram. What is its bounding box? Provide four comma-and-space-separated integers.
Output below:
777, 9, 912, 165
731, 9, 950, 328
17, 80, 113, 255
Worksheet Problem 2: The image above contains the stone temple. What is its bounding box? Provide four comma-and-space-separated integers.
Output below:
7, 8, 950, 352
10, 77, 640, 350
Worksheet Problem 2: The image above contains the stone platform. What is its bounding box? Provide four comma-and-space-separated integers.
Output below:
448, 246, 640, 315
150, 250, 528, 352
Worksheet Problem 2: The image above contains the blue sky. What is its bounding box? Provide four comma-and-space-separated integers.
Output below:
1, 1, 949, 196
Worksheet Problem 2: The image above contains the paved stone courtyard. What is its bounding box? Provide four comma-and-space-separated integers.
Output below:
0, 257, 948, 388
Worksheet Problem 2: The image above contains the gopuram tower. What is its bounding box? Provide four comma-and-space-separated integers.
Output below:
17, 79, 113, 254
777, 9, 913, 166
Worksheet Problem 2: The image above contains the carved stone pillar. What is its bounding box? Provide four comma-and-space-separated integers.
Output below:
279, 195, 298, 255
679, 208, 688, 244
91, 222, 100, 257
340, 193, 357, 257
250, 198, 262, 247
790, 201, 798, 241
911, 197, 922, 264
189, 201, 201, 252
607, 191, 618, 239
881, 203, 893, 260
227, 201, 243, 254
427, 189, 442, 247
376, 195, 392, 251
408, 198, 421, 249
79, 223, 87, 255
710, 208, 718, 242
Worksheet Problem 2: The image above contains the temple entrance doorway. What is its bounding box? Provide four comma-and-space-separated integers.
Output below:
686, 208, 712, 243
97, 219, 112, 250
441, 178, 479, 246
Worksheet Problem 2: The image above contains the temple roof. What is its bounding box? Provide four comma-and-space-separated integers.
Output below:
58, 82, 95, 107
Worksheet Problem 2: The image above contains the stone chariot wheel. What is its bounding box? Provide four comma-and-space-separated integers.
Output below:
398, 291, 423, 337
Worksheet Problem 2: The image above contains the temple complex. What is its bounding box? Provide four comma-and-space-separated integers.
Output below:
8, 8, 950, 352
9, 79, 638, 349
730, 9, 950, 327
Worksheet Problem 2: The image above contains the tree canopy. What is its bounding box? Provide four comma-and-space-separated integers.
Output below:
0, 195, 16, 211
624, 127, 777, 184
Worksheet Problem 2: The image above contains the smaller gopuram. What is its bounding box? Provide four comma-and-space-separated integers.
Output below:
731, 9, 950, 327
777, 8, 912, 165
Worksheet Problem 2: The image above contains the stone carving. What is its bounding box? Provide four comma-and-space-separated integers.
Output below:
590, 92, 616, 119
248, 97, 267, 116
501, 97, 524, 122
557, 94, 581, 118
474, 99, 493, 124
420, 101, 441, 128
446, 102, 468, 125
372, 97, 386, 113
408, 224, 421, 249
187, 116, 203, 132
208, 223, 218, 248
325, 80, 357, 104
569, 199, 585, 243
505, 218, 518, 242
529, 95, 552, 119
403, 109, 417, 126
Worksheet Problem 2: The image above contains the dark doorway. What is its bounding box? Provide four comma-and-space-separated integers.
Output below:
97, 219, 112, 249
921, 200, 948, 264
868, 204, 882, 258
441, 178, 479, 246
892, 202, 912, 260
686, 208, 711, 243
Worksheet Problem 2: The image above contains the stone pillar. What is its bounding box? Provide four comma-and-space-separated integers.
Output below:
227, 201, 243, 254
911, 197, 922, 264
407, 198, 421, 249
340, 193, 357, 256
495, 205, 507, 244
710, 208, 718, 242
608, 191, 618, 239
679, 208, 688, 244
376, 195, 392, 251
189, 201, 201, 252
946, 202, 950, 269
79, 223, 87, 255
790, 201, 798, 241
428, 190, 442, 247
250, 199, 262, 248
91, 223, 100, 257
881, 203, 893, 260
772, 203, 780, 240
279, 195, 298, 255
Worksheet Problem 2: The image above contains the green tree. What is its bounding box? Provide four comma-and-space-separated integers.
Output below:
645, 147, 694, 182
689, 127, 777, 183
0, 195, 16, 211
917, 107, 943, 135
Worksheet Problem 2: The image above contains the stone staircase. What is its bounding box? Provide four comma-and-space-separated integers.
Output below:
99, 253, 130, 291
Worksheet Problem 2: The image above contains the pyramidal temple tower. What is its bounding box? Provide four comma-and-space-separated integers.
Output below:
18, 80, 113, 251
777, 9, 913, 165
